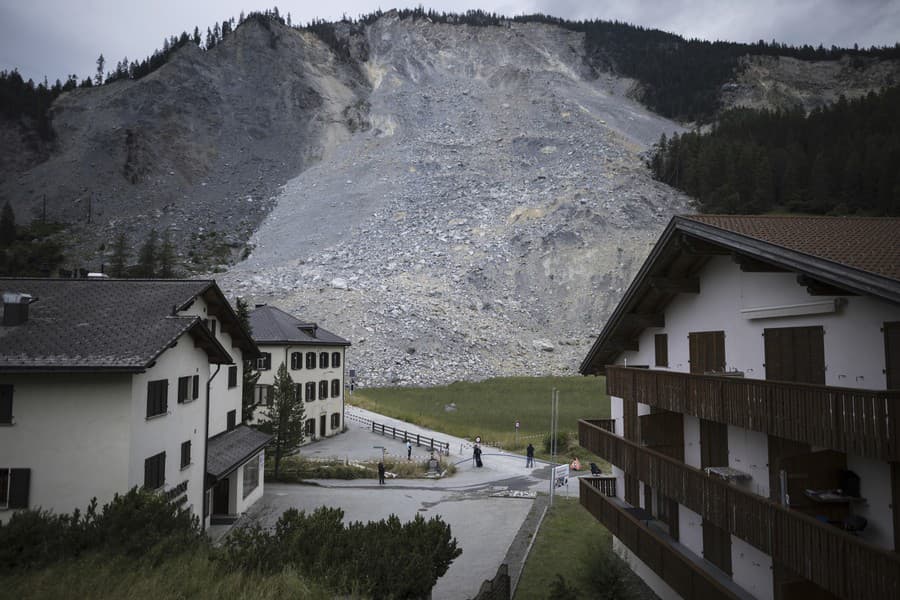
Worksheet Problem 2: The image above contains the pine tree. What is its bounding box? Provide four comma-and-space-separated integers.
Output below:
95, 54, 105, 85
236, 298, 261, 423
136, 229, 158, 277
0, 201, 15, 248
263, 362, 306, 478
192, 26, 201, 45
109, 232, 129, 277
158, 230, 176, 278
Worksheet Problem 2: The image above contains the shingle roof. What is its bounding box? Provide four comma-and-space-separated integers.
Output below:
0, 279, 233, 372
249, 305, 351, 346
206, 425, 272, 479
683, 215, 900, 281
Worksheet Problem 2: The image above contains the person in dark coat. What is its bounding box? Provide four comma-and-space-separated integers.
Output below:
474, 444, 483, 468
378, 461, 386, 484
526, 443, 535, 468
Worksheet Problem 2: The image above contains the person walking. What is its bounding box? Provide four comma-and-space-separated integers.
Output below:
378, 461, 386, 485
407, 440, 412, 460
526, 443, 535, 468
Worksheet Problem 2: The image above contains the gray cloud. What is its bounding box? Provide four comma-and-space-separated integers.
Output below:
2, 1, 898, 84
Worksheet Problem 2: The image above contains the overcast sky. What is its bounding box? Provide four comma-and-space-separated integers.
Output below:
2, 1, 898, 84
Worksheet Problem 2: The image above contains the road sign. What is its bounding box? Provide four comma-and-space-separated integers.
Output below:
553, 464, 569, 488
515, 420, 520, 429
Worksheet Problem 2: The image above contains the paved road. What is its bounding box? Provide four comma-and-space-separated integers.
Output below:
239, 406, 581, 599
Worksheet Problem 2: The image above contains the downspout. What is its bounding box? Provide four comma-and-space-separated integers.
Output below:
202, 363, 222, 529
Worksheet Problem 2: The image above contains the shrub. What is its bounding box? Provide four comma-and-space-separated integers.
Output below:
543, 431, 573, 454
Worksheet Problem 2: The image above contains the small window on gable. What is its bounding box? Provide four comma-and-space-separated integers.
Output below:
331, 379, 340, 397
305, 382, 316, 402
257, 352, 272, 371
319, 352, 329, 369
655, 334, 668, 367
290, 352, 303, 370
210, 319, 217, 337
0, 385, 13, 424
331, 352, 341, 368
228, 366, 238, 388
147, 380, 168, 418
319, 380, 328, 399
306, 352, 316, 370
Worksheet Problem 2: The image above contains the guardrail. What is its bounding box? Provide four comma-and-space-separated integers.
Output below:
370, 422, 451, 455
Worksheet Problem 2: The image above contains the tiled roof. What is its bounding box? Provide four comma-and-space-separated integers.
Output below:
683, 215, 900, 281
249, 305, 351, 346
206, 425, 272, 479
0, 279, 228, 371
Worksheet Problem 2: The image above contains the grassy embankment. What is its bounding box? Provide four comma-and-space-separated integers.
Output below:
351, 375, 610, 463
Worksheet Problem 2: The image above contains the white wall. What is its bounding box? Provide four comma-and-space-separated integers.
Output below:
129, 336, 210, 522
254, 343, 345, 441
728, 426, 769, 498
683, 415, 701, 469
610, 395, 624, 440
731, 535, 773, 600
0, 373, 132, 521
678, 504, 704, 558
233, 451, 265, 514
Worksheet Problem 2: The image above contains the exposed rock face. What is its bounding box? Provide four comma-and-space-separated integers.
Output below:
220, 15, 691, 386
721, 55, 900, 113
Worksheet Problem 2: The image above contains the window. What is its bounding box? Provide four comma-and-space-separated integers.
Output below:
290, 352, 303, 370
0, 468, 30, 509
330, 412, 340, 429
204, 318, 217, 337
319, 352, 329, 369
293, 383, 302, 402
177, 375, 200, 403
144, 452, 166, 490
0, 385, 13, 424
331, 352, 341, 368
305, 382, 316, 402
688, 331, 725, 375
331, 379, 340, 397
180, 440, 191, 469
306, 352, 316, 370
242, 455, 260, 499
654, 334, 668, 367
305, 418, 316, 437
319, 380, 328, 399
256, 352, 272, 370
227, 410, 236, 431
228, 365, 238, 388
254, 385, 273, 406
146, 380, 168, 418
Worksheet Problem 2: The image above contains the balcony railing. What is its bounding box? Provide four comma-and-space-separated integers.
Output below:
583, 418, 616, 434
607, 366, 900, 462
579, 420, 900, 600
582, 475, 617, 497
580, 479, 741, 600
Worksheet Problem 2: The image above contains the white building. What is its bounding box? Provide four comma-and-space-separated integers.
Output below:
0, 279, 271, 528
578, 216, 900, 600
249, 304, 350, 442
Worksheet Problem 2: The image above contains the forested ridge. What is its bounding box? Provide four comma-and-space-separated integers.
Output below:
650, 86, 900, 215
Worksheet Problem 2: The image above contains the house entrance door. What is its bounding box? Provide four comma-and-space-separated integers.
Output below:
212, 478, 229, 515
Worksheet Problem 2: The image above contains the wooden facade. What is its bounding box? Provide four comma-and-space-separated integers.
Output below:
580, 478, 742, 600
607, 366, 900, 462
579, 420, 900, 600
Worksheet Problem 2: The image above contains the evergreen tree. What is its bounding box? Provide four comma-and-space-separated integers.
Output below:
158, 230, 176, 278
95, 54, 105, 85
236, 298, 261, 423
0, 201, 15, 247
109, 232, 129, 277
136, 229, 158, 277
262, 362, 305, 478
192, 26, 201, 46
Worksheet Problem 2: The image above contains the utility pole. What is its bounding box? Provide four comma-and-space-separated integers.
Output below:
549, 388, 559, 506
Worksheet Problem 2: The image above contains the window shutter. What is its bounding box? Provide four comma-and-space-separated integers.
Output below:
0, 385, 12, 423
319, 380, 328, 399
227, 410, 236, 430
332, 379, 340, 397
192, 375, 200, 399
178, 377, 188, 403
144, 457, 153, 488
265, 353, 271, 370
9, 468, 30, 508
332, 352, 341, 368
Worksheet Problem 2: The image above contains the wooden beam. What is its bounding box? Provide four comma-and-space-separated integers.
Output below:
797, 275, 859, 296
648, 276, 700, 294
622, 312, 665, 328
733, 254, 789, 273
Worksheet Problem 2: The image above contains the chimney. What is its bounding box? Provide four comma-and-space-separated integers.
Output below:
2, 292, 34, 326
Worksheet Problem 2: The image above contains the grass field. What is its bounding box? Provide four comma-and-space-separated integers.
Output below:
351, 376, 609, 457
514, 499, 650, 600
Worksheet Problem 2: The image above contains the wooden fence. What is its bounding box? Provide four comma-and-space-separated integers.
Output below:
371, 422, 450, 455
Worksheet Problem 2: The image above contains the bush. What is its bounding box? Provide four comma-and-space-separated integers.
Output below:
0, 488, 202, 573
217, 507, 462, 599
543, 431, 573, 454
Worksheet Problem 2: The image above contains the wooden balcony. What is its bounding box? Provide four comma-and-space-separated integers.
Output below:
579, 420, 900, 600
607, 366, 900, 462
583, 418, 615, 434
580, 478, 742, 600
